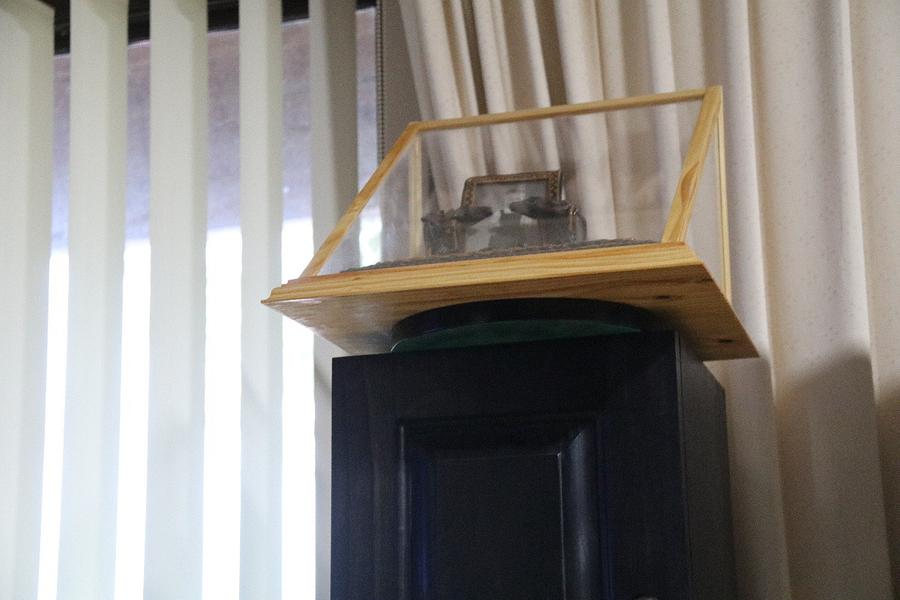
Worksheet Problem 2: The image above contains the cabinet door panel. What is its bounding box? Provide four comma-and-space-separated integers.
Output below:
330, 332, 732, 600
404, 417, 600, 600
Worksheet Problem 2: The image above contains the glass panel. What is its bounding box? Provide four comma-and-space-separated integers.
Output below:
319, 142, 413, 274
685, 122, 725, 290
318, 98, 703, 275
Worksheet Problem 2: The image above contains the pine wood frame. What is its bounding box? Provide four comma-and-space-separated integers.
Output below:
265, 86, 754, 360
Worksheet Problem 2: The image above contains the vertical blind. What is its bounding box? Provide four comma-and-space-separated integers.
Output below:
0, 1, 54, 598
145, 0, 208, 596
57, 0, 127, 597
0, 0, 365, 598
238, 0, 283, 598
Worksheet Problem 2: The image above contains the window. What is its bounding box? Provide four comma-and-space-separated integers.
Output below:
39, 8, 376, 600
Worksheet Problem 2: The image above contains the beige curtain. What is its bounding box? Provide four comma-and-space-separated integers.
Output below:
398, 1, 900, 598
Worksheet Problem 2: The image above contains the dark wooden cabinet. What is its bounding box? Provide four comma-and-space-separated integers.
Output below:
331, 331, 735, 600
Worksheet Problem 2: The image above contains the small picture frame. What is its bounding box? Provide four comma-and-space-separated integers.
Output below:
461, 170, 562, 211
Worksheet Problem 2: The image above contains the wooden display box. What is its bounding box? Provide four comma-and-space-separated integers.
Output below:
264, 87, 755, 360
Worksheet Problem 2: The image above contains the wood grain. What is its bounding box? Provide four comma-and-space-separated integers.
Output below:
408, 135, 423, 256
415, 88, 707, 132
661, 86, 722, 244
716, 108, 732, 302
265, 242, 756, 361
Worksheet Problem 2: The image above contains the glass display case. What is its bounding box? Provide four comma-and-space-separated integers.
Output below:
265, 87, 755, 361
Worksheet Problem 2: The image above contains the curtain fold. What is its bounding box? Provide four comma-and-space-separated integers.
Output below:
694, 3, 792, 598
0, 1, 54, 598
751, 1, 893, 596
848, 1, 900, 590
397, 1, 899, 598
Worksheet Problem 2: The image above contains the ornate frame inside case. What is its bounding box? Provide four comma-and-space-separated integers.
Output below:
461, 170, 562, 207
264, 86, 756, 361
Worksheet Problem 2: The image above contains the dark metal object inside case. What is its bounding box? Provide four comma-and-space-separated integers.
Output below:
422, 169, 585, 257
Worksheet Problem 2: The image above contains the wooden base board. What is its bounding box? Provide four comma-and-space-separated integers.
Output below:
263, 242, 757, 361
